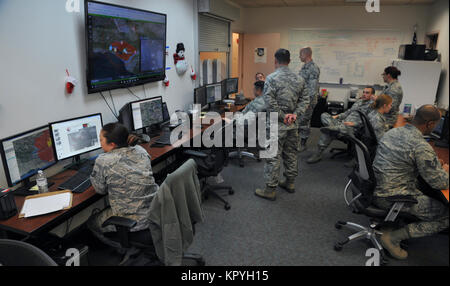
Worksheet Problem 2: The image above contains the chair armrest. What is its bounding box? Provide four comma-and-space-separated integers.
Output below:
102, 216, 137, 229
386, 195, 418, 204
184, 150, 208, 158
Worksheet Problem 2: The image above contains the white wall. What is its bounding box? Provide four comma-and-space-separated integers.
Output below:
0, 0, 196, 188
427, 0, 449, 109
239, 5, 432, 104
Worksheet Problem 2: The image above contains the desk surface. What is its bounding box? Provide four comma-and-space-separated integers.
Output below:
0, 104, 246, 236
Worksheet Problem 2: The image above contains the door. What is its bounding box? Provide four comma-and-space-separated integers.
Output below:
242, 33, 281, 99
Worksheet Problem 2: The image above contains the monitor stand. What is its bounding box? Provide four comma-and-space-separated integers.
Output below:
145, 125, 162, 138
63, 155, 89, 171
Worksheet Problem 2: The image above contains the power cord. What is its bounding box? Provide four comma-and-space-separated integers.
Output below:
100, 92, 118, 119
127, 87, 141, 100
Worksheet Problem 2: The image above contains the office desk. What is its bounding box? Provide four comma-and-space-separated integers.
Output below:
0, 172, 103, 237
395, 115, 449, 202
0, 106, 243, 238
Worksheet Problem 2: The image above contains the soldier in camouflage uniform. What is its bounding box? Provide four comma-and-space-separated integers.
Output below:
381, 66, 403, 128
235, 81, 267, 126
372, 105, 449, 260
255, 49, 309, 201
307, 87, 376, 164
88, 123, 158, 246
297, 47, 321, 152
367, 94, 392, 141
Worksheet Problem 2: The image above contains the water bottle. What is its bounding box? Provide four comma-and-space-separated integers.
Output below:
36, 170, 48, 193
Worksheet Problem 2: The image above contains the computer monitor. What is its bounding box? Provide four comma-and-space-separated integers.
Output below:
118, 103, 133, 132
130, 96, 164, 131
225, 78, 239, 95
0, 126, 57, 189
206, 83, 222, 104
432, 115, 446, 139
49, 114, 103, 163
162, 102, 170, 122
194, 86, 207, 109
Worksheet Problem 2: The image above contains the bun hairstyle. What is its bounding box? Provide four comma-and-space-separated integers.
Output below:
384, 66, 401, 79
372, 94, 392, 109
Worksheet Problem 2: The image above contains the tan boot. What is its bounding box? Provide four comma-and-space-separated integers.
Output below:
255, 187, 276, 201
380, 228, 410, 260
279, 177, 295, 193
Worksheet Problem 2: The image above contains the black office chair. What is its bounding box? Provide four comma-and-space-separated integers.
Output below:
99, 217, 205, 266
228, 119, 262, 167
90, 160, 206, 266
0, 239, 58, 266
355, 110, 378, 160
334, 135, 418, 265
184, 148, 234, 210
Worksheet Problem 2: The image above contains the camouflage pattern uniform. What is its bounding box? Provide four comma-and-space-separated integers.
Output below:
367, 109, 388, 141
263, 66, 309, 187
235, 94, 267, 126
298, 61, 320, 140
317, 98, 374, 148
382, 80, 403, 128
88, 145, 158, 238
373, 124, 449, 238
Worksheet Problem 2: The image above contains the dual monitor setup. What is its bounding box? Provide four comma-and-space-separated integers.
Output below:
194, 78, 239, 111
0, 94, 171, 193
118, 96, 170, 136
0, 114, 103, 193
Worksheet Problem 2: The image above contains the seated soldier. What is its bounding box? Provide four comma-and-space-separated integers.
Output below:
88, 123, 159, 244
372, 105, 449, 260
307, 86, 376, 164
367, 94, 392, 141
234, 80, 266, 126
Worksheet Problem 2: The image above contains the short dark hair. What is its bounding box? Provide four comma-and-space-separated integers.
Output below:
413, 105, 441, 125
364, 86, 375, 95
275, 49, 290, 64
384, 66, 401, 79
254, 81, 265, 92
102, 123, 129, 148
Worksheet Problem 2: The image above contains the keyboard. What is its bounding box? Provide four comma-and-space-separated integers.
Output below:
58, 163, 94, 193
153, 130, 183, 146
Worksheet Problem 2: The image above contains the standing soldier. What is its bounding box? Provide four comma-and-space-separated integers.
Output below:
381, 66, 403, 128
298, 47, 321, 152
255, 49, 309, 201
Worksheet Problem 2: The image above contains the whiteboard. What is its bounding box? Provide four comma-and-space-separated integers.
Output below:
288, 29, 408, 85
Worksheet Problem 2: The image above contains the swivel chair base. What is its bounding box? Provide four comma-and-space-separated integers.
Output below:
334, 220, 389, 265
203, 183, 234, 211
229, 149, 260, 167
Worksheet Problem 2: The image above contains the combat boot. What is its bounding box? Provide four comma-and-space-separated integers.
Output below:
307, 147, 325, 164
298, 138, 308, 153
380, 227, 410, 260
279, 177, 296, 193
255, 186, 276, 201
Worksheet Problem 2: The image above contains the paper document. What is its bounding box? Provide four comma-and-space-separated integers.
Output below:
20, 192, 72, 218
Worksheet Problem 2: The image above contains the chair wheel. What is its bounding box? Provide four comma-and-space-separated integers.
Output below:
257, 158, 261, 162
197, 258, 206, 266
229, 190, 234, 195
334, 243, 343, 251
335, 223, 343, 230
239, 163, 244, 168
224, 204, 231, 210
